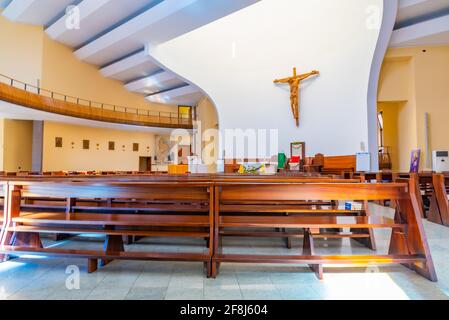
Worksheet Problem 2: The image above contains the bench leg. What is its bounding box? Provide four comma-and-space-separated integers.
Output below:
101, 235, 124, 267
393, 197, 438, 282
427, 195, 443, 225
351, 229, 377, 251
4, 232, 43, 262
1, 231, 15, 262
352, 201, 377, 251
204, 261, 213, 278
11, 232, 43, 248
122, 235, 133, 245
88, 259, 98, 273
303, 229, 323, 280
51, 233, 73, 242
286, 236, 292, 249
210, 261, 221, 278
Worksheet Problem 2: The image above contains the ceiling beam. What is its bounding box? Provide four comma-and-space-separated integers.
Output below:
391, 13, 449, 46
46, 0, 112, 41
2, 0, 75, 25
146, 85, 201, 105
100, 50, 159, 79
2, 0, 35, 21
125, 71, 181, 94
74, 0, 198, 63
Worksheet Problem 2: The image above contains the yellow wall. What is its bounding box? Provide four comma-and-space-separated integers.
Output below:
412, 47, 449, 167
0, 15, 183, 172
196, 97, 219, 168
378, 102, 399, 171
0, 119, 4, 170
1, 119, 33, 172
42, 121, 157, 172
41, 35, 176, 113
0, 15, 177, 113
0, 14, 43, 85
378, 57, 411, 102
378, 45, 449, 171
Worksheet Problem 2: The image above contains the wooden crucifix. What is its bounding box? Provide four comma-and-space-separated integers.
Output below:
274, 68, 319, 127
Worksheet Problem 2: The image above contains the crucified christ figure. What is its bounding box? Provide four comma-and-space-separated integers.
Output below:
274, 68, 319, 127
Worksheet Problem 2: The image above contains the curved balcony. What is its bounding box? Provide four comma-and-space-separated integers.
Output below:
0, 74, 193, 129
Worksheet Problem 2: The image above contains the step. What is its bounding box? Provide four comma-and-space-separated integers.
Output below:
220, 231, 370, 239
0, 246, 210, 261
13, 212, 210, 227
219, 216, 402, 229
214, 254, 425, 264
8, 226, 210, 238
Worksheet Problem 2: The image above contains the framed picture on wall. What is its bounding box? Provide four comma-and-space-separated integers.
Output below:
55, 137, 62, 148
410, 149, 421, 173
290, 142, 305, 163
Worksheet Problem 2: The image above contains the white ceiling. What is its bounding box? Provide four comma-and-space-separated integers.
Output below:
396, 0, 449, 28
46, 0, 160, 48
2, 0, 75, 25
392, 0, 449, 47
1, 0, 260, 107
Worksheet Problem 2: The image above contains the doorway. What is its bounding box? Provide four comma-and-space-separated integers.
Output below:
139, 157, 152, 172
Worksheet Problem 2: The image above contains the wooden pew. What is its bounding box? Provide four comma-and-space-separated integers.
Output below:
427, 173, 449, 226
355, 171, 395, 206
0, 179, 214, 276
211, 179, 436, 281
304, 155, 356, 177
0, 174, 437, 281
394, 172, 432, 218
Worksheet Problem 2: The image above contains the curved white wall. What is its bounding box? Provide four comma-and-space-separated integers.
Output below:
149, 0, 395, 163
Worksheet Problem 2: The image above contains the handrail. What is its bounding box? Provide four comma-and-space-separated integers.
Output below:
0, 74, 193, 128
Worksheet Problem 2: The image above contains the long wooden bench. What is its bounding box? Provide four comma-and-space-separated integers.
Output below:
394, 172, 433, 218
427, 173, 449, 226
0, 174, 437, 282
211, 180, 436, 281
0, 179, 214, 276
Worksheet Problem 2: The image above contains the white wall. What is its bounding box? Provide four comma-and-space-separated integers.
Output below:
148, 0, 389, 160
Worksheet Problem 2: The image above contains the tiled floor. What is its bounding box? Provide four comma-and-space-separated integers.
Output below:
1, 204, 449, 300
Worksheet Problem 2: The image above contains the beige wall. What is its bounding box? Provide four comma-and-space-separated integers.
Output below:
0, 15, 177, 114
378, 45, 449, 171
0, 119, 4, 170
43, 122, 157, 172
378, 57, 411, 102
41, 35, 177, 113
378, 102, 399, 172
1, 119, 33, 172
0, 14, 43, 85
196, 97, 219, 168
0, 15, 183, 172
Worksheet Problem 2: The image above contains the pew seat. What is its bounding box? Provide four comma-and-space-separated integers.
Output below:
12, 212, 210, 227
220, 204, 362, 214
219, 215, 402, 229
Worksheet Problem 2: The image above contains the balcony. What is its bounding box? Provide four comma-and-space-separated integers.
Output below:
0, 74, 193, 129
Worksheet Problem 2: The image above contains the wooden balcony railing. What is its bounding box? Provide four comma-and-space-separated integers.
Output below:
0, 74, 193, 129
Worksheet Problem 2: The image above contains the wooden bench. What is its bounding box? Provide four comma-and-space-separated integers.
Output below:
394, 172, 432, 218
427, 173, 449, 226
211, 180, 436, 281
0, 174, 437, 282
0, 179, 214, 276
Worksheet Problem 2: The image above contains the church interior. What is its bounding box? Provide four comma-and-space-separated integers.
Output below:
0, 0, 449, 302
